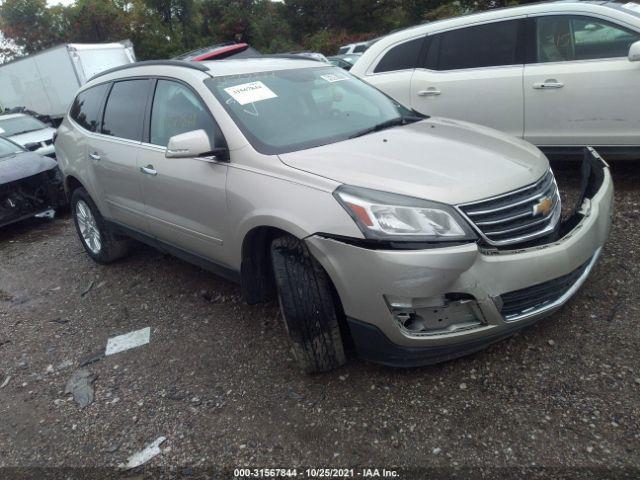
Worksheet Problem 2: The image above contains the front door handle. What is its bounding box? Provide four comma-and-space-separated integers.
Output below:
88, 153, 101, 161
417, 87, 442, 97
533, 79, 564, 89
140, 165, 157, 176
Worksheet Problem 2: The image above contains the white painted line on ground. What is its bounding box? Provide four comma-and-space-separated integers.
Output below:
105, 327, 151, 356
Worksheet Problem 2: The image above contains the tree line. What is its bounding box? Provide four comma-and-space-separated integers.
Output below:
0, 0, 527, 63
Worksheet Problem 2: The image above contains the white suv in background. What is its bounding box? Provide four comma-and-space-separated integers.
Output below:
351, 1, 640, 159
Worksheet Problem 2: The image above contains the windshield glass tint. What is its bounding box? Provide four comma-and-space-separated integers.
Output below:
0, 116, 47, 136
205, 66, 410, 154
0, 137, 24, 157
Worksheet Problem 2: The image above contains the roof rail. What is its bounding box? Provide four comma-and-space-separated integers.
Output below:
89, 60, 209, 82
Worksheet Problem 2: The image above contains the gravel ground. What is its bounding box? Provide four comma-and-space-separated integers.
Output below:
0, 161, 638, 479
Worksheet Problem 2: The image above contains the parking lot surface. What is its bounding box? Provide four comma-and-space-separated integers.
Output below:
0, 163, 638, 476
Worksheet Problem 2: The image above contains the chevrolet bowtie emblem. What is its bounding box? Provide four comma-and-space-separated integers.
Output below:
533, 196, 553, 217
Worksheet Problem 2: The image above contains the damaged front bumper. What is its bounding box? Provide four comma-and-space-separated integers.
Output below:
0, 167, 66, 228
306, 148, 613, 367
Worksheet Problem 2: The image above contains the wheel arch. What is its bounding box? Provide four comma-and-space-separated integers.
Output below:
64, 174, 86, 200
240, 225, 291, 304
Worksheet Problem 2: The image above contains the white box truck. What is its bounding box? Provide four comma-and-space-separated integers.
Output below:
0, 41, 135, 124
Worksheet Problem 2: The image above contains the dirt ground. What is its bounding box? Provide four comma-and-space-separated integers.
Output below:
0, 162, 638, 479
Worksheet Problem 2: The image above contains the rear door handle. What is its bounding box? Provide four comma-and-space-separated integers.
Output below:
88, 153, 101, 161
140, 165, 157, 176
417, 87, 441, 97
533, 79, 564, 90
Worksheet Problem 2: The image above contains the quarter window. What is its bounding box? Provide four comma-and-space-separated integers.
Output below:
374, 37, 424, 73
149, 80, 223, 148
69, 83, 109, 132
536, 15, 640, 62
101, 80, 149, 141
427, 20, 521, 70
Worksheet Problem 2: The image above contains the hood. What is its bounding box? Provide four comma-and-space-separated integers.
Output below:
0, 151, 58, 185
8, 127, 56, 147
278, 117, 549, 205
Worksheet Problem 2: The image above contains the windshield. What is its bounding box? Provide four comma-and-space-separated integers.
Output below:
0, 115, 47, 136
205, 66, 424, 155
0, 137, 24, 158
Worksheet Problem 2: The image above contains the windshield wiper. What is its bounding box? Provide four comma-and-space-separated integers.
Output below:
9, 129, 41, 136
348, 113, 426, 140
348, 117, 405, 139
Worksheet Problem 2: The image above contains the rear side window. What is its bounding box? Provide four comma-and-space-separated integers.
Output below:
429, 20, 521, 70
535, 15, 640, 62
149, 80, 224, 148
101, 80, 149, 141
374, 37, 424, 73
69, 84, 109, 132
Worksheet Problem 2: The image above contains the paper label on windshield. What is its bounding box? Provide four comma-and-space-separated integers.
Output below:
224, 81, 277, 105
321, 73, 349, 83
622, 2, 640, 12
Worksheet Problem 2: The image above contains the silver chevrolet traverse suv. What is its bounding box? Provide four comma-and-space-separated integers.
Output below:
55, 58, 613, 373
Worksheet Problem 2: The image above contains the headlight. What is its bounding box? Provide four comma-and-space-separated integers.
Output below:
334, 185, 477, 242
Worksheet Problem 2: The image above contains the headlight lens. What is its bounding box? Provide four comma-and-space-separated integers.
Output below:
334, 185, 477, 242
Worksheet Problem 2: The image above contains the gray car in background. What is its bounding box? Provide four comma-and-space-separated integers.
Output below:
0, 113, 56, 157
55, 58, 612, 373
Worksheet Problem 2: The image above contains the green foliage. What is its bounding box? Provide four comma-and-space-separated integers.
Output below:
0, 0, 526, 62
0, 0, 65, 53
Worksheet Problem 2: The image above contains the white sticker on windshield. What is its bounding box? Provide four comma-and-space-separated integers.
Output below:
224, 81, 277, 105
622, 2, 640, 12
321, 73, 350, 83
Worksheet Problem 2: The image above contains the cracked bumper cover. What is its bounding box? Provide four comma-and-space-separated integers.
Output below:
305, 150, 614, 367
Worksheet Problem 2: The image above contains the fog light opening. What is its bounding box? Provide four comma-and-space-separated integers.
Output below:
385, 294, 485, 336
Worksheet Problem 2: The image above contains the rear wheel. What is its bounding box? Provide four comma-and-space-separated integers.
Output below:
71, 187, 131, 264
270, 234, 346, 373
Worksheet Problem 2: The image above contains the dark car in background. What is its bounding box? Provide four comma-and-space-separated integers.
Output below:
174, 42, 260, 61
0, 136, 65, 227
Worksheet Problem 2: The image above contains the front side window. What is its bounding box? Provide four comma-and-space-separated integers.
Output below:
0, 137, 24, 157
536, 15, 640, 62
205, 66, 423, 155
374, 37, 424, 73
150, 80, 223, 148
428, 20, 521, 70
0, 115, 47, 136
101, 79, 149, 141
69, 83, 109, 132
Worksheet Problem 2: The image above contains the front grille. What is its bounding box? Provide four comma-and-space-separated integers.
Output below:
500, 257, 592, 320
458, 170, 561, 246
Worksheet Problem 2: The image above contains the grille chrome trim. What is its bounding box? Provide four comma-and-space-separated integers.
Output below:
500, 248, 601, 322
456, 170, 561, 247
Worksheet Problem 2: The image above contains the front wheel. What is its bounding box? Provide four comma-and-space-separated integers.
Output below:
71, 187, 131, 264
271, 235, 346, 373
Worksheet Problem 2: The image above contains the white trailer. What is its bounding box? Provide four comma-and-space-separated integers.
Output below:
0, 41, 135, 122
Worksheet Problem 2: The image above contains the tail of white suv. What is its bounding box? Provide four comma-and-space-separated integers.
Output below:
350, 1, 640, 160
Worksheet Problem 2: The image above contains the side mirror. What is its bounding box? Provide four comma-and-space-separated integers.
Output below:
629, 40, 640, 62
165, 129, 229, 161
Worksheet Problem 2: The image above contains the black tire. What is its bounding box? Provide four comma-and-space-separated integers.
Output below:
271, 234, 346, 373
70, 187, 131, 264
